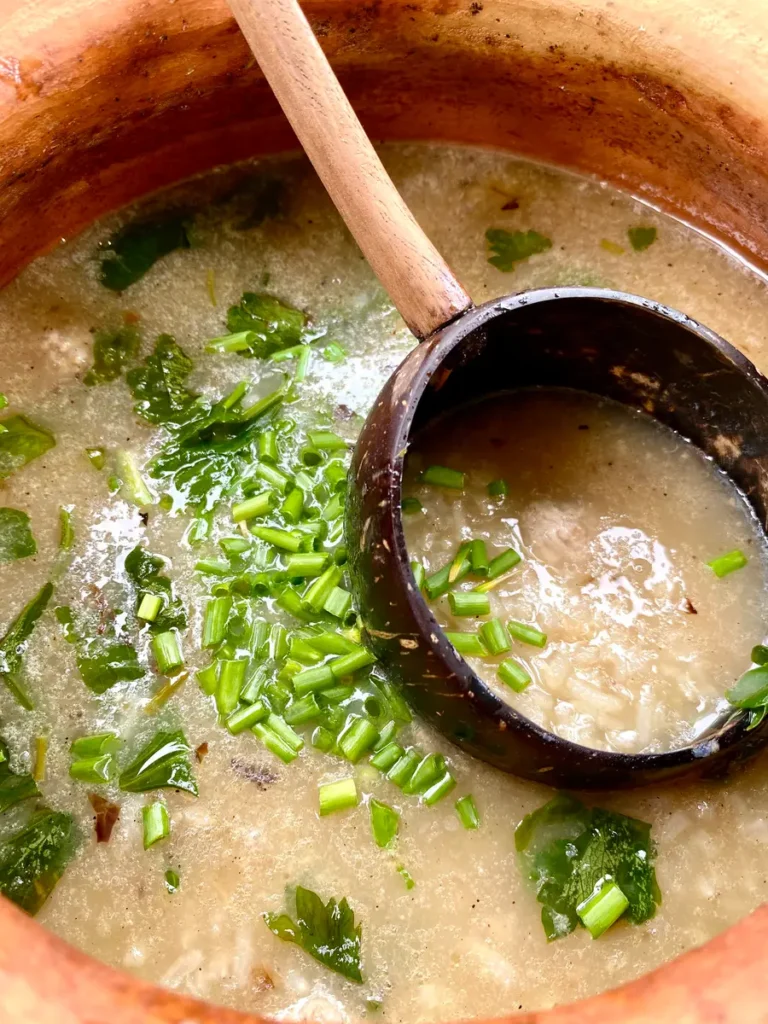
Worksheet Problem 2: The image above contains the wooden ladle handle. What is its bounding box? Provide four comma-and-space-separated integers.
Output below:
226, 0, 473, 339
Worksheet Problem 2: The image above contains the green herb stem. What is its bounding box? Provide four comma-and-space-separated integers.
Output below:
319, 777, 359, 815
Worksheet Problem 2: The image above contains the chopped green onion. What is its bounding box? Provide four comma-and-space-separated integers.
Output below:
152, 631, 183, 675
507, 619, 547, 648
165, 869, 180, 892
370, 741, 404, 772
455, 794, 480, 829
233, 491, 274, 522
707, 549, 748, 578
286, 552, 328, 577
339, 716, 379, 762
226, 699, 268, 734
269, 623, 289, 661
311, 726, 336, 752
276, 587, 316, 622
401, 497, 423, 515
444, 631, 487, 656
240, 666, 268, 703
253, 722, 299, 763
255, 462, 293, 493
33, 736, 48, 782
59, 506, 74, 551
324, 586, 352, 620
142, 801, 170, 849
185, 515, 212, 547
577, 880, 630, 938
422, 770, 456, 805
216, 659, 248, 716
205, 330, 256, 353
289, 637, 324, 665
321, 684, 354, 703
411, 561, 426, 591
196, 663, 218, 695
304, 565, 343, 611
115, 450, 153, 506
487, 479, 508, 498
448, 542, 472, 584
266, 713, 304, 752
397, 864, 415, 889
69, 754, 115, 784
321, 493, 344, 521
487, 548, 521, 579
300, 445, 323, 467
425, 554, 471, 600
194, 558, 231, 576
294, 345, 311, 381
306, 631, 358, 656
404, 753, 444, 795
85, 446, 106, 471
220, 536, 251, 558
323, 341, 347, 363
478, 618, 511, 655
370, 798, 399, 848
324, 461, 348, 491
752, 645, 768, 666
319, 777, 358, 815
281, 487, 305, 524
252, 526, 302, 552
420, 465, 465, 490
448, 591, 491, 617
137, 593, 163, 623
202, 596, 231, 648
258, 430, 278, 462
498, 658, 531, 692
70, 732, 118, 757
308, 430, 348, 452
293, 663, 335, 696
285, 693, 321, 725
387, 750, 420, 788
329, 647, 376, 679
467, 539, 489, 577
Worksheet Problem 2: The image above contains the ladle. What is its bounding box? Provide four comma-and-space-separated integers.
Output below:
227, 0, 768, 788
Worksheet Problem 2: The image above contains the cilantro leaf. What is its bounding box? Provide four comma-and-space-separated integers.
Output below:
0, 581, 54, 709
126, 334, 201, 427
264, 885, 363, 982
100, 216, 191, 291
225, 293, 308, 358
485, 229, 552, 272
55, 605, 144, 695
0, 508, 36, 564
515, 794, 660, 941
0, 737, 40, 813
628, 226, 657, 252
118, 729, 198, 795
0, 809, 78, 915
0, 415, 55, 479
124, 546, 187, 633
84, 324, 141, 386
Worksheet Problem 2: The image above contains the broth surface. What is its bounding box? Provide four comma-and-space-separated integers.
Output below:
1, 147, 768, 1020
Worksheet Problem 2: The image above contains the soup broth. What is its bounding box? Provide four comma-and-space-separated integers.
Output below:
1, 146, 768, 1021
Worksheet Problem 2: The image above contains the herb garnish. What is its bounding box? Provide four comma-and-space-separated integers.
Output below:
55, 605, 144, 694
118, 729, 198, 795
84, 324, 141, 386
515, 793, 660, 941
124, 546, 187, 633
0, 809, 78, 915
0, 582, 54, 709
0, 508, 36, 564
0, 737, 40, 813
485, 229, 552, 272
126, 334, 201, 427
100, 216, 191, 291
627, 226, 657, 252
223, 292, 309, 358
264, 885, 363, 982
0, 415, 55, 479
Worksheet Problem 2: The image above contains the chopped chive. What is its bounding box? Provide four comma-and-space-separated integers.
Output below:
137, 593, 163, 623
289, 637, 325, 665
252, 722, 298, 763
448, 591, 491, 617
577, 880, 629, 939
115, 450, 153, 506
321, 493, 345, 521
258, 430, 278, 462
185, 515, 212, 547
370, 798, 399, 848
269, 623, 289, 661
255, 462, 293, 493
411, 561, 426, 591
271, 344, 304, 362
319, 777, 358, 815
375, 721, 398, 749
478, 618, 511, 655
455, 794, 480, 829
425, 555, 471, 600
205, 330, 257, 353
197, 663, 218, 695
281, 487, 305, 524
202, 596, 231, 648
323, 341, 347, 363
339, 716, 379, 762
498, 658, 531, 692
142, 801, 170, 849
286, 552, 328, 578
59, 506, 75, 551
401, 497, 423, 515
707, 549, 748, 578
422, 770, 456, 805
304, 565, 343, 611
324, 460, 348, 491
69, 753, 115, 784
252, 526, 302, 552
448, 542, 472, 584
308, 430, 348, 452
507, 619, 547, 648
293, 663, 335, 696
420, 465, 465, 490
33, 735, 48, 782
233, 491, 274, 522
487, 548, 521, 579
240, 666, 268, 703
370, 741, 404, 772
276, 586, 317, 622
221, 380, 249, 409
306, 631, 358, 656
85, 446, 106, 471
285, 693, 321, 725
397, 864, 415, 889
321, 684, 354, 703
469, 539, 489, 576
312, 726, 336, 752
300, 445, 323, 467
219, 536, 251, 558
404, 753, 444, 795
329, 647, 376, 678
194, 558, 231, 576
226, 699, 268, 734
165, 868, 180, 892
266, 713, 304, 752
216, 658, 248, 716
387, 749, 420, 788
70, 732, 118, 757
445, 631, 487, 656
152, 631, 183, 675
294, 345, 311, 382
487, 479, 508, 498
324, 586, 353, 620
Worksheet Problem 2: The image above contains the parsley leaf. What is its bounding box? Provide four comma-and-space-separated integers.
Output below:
118, 729, 198, 795
0, 582, 54, 709
0, 737, 40, 814
225, 293, 308, 358
84, 324, 141, 386
0, 415, 55, 480
124, 546, 187, 633
627, 226, 657, 252
0, 809, 78, 915
100, 216, 191, 291
0, 508, 36, 564
264, 885, 363, 982
485, 229, 552, 272
55, 605, 144, 695
126, 334, 201, 427
515, 794, 660, 941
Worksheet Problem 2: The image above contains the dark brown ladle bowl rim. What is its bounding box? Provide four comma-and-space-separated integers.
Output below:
347, 286, 768, 789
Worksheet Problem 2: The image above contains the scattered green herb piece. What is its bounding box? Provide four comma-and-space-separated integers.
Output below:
0, 737, 40, 813
577, 879, 630, 939
323, 342, 347, 363
487, 478, 508, 498
339, 717, 379, 763
56, 605, 144, 695
707, 549, 748, 578
514, 793, 660, 941
165, 868, 180, 892
69, 753, 115, 785
124, 545, 187, 633
498, 658, 531, 692
420, 465, 465, 490
70, 733, 118, 758
0, 809, 78, 915
751, 645, 768, 666
58, 506, 74, 552
33, 736, 48, 783
600, 239, 626, 256
396, 864, 415, 890
114, 450, 153, 506
469, 539, 490, 577
0, 508, 36, 564
0, 394, 6, 409
422, 771, 456, 805
726, 665, 768, 708
264, 885, 363, 982
85, 447, 106, 471
447, 592, 490, 617
369, 798, 399, 848
401, 497, 423, 515
127, 334, 200, 428
152, 631, 183, 675
142, 801, 170, 849
410, 561, 426, 591
479, 618, 511, 656
0, 415, 55, 480
84, 324, 141, 386
319, 777, 359, 816
444, 631, 487, 657
100, 215, 191, 291
627, 226, 657, 252
486, 228, 552, 272
455, 794, 480, 830
118, 729, 198, 795
0, 582, 54, 709
225, 292, 308, 358
253, 721, 299, 763
507, 619, 547, 648
448, 542, 471, 584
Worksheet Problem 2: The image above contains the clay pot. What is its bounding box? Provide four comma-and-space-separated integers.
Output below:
1, 0, 768, 1020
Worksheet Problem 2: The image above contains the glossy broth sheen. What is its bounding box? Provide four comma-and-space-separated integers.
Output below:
403, 389, 768, 753
2, 147, 768, 1021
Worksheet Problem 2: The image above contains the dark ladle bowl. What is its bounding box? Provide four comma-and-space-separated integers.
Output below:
347, 287, 768, 789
